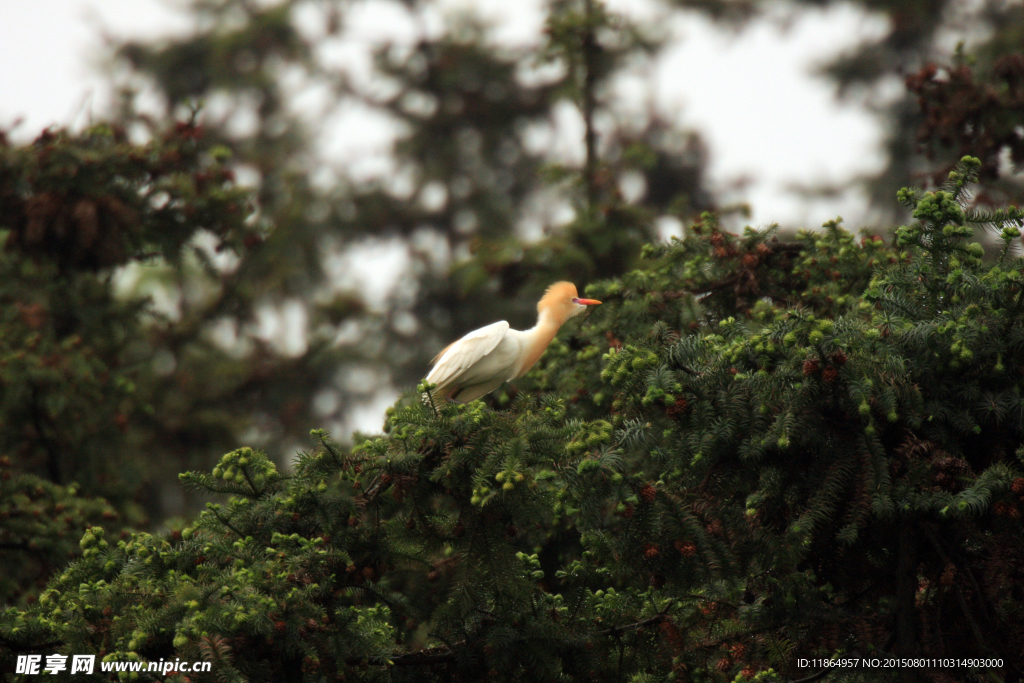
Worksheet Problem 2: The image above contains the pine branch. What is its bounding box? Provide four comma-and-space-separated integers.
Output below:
684, 242, 803, 296
922, 526, 998, 653
594, 611, 668, 637
241, 466, 261, 497
787, 631, 897, 683
687, 272, 742, 295
1002, 283, 1024, 337
349, 610, 676, 671
789, 666, 835, 683
0, 633, 63, 652
209, 506, 246, 538
348, 648, 456, 667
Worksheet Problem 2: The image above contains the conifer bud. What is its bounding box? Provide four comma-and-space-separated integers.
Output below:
640, 484, 657, 502
674, 540, 696, 557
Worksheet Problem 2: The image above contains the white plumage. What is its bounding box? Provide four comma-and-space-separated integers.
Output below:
424, 282, 601, 403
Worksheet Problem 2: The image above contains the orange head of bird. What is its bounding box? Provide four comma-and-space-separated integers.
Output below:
538, 282, 601, 324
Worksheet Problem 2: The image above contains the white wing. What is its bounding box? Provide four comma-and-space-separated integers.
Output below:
426, 321, 511, 390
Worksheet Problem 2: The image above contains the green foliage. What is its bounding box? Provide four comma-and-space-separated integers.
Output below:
0, 122, 253, 601
0, 123, 247, 272
0, 458, 130, 606
0, 123, 249, 489
6, 157, 1023, 681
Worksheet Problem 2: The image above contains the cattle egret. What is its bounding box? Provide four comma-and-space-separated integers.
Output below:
425, 282, 601, 403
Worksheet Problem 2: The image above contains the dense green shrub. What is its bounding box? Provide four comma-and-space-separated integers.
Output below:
0, 122, 252, 604
3, 158, 1023, 683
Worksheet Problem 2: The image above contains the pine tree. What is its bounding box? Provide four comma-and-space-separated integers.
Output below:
0, 459, 123, 607
806, 0, 1024, 212
5, 156, 1022, 682
0, 122, 252, 602
906, 51, 1024, 203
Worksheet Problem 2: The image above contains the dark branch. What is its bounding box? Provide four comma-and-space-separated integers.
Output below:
347, 649, 456, 667
0, 633, 63, 653
595, 611, 668, 637
789, 666, 835, 683
209, 507, 246, 538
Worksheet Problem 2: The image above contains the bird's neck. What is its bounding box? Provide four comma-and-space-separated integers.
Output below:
515, 312, 563, 378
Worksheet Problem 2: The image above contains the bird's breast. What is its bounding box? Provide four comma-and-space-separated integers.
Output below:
506, 325, 558, 378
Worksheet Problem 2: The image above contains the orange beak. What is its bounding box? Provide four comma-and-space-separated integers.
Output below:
576, 298, 602, 306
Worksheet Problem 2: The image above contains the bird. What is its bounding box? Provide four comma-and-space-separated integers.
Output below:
424, 282, 601, 404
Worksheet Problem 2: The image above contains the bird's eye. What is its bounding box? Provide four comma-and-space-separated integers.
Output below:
571, 297, 580, 304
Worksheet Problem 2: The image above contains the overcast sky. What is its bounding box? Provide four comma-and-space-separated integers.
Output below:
1, 0, 893, 231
